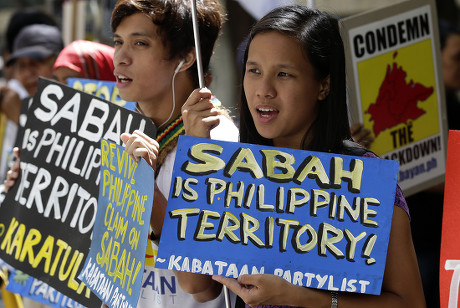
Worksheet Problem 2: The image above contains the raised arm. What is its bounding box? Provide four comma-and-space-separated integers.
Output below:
170, 87, 229, 302
182, 88, 220, 138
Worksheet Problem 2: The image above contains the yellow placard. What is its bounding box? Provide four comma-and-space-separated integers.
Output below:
358, 39, 439, 154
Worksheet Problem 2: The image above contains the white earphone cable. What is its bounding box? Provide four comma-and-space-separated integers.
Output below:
158, 60, 184, 129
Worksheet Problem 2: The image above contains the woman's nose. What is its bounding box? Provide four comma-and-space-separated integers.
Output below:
256, 78, 276, 99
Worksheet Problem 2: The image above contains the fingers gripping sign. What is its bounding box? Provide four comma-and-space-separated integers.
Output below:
121, 130, 159, 170
4, 147, 21, 193
182, 88, 220, 139
213, 274, 292, 307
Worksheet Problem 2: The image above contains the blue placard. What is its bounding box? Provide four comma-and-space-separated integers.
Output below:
155, 136, 399, 295
67, 78, 136, 111
6, 270, 84, 308
78, 139, 155, 308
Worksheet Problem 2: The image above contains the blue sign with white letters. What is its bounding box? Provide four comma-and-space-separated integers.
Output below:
67, 78, 136, 111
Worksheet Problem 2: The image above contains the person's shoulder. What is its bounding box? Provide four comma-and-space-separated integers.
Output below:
341, 140, 371, 157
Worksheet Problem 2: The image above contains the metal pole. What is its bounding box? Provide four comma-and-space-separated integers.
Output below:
191, 0, 205, 88
224, 284, 231, 308
190, 1, 230, 306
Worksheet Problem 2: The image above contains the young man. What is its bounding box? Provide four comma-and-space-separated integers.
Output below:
110, 1, 239, 307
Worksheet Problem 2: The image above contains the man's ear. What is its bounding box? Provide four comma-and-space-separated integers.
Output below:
177, 50, 196, 72
318, 75, 330, 101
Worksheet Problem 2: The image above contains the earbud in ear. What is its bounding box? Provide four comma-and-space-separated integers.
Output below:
175, 59, 185, 73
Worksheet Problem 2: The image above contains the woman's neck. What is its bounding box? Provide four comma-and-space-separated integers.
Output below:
273, 132, 312, 150
273, 139, 300, 150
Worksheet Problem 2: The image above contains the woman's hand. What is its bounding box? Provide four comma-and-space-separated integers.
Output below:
4, 147, 21, 193
121, 130, 159, 170
182, 88, 220, 139
213, 274, 293, 307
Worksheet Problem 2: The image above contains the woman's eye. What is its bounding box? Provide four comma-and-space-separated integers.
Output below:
113, 39, 122, 46
247, 68, 260, 74
278, 72, 291, 77
135, 41, 147, 46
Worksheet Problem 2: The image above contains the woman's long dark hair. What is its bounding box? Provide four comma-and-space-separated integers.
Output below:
239, 5, 351, 153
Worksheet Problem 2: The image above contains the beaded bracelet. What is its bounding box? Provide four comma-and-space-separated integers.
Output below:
331, 291, 338, 308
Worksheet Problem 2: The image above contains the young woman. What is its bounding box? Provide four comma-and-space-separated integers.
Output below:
181, 5, 425, 308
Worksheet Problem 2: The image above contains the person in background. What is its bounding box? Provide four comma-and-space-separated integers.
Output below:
0, 24, 63, 188
181, 5, 425, 307
404, 20, 460, 308
2, 39, 116, 127
0, 10, 60, 165
2, 38, 117, 195
2, 8, 58, 83
1, 39, 117, 188
348, 19, 460, 308
1, 23, 63, 124
6, 24, 64, 97
52, 39, 116, 84
439, 20, 460, 131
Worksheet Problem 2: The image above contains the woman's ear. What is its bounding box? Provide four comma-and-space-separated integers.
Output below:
318, 75, 330, 101
177, 50, 197, 72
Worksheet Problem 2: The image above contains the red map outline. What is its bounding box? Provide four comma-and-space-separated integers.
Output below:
366, 52, 434, 137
